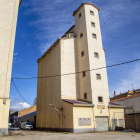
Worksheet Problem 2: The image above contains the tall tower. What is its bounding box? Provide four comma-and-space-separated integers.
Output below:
0, 0, 22, 135
74, 3, 110, 114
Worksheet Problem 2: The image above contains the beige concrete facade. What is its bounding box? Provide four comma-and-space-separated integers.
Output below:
37, 3, 124, 132
0, 0, 21, 135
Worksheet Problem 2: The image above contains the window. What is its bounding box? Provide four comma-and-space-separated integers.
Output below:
83, 71, 86, 77
94, 52, 99, 58
84, 93, 87, 99
80, 33, 83, 38
81, 51, 84, 57
96, 74, 101, 80
119, 119, 124, 126
79, 13, 81, 18
91, 22, 95, 27
98, 96, 103, 103
90, 10, 94, 15
92, 33, 97, 39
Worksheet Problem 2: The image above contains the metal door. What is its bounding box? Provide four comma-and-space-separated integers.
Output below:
95, 117, 108, 131
112, 119, 117, 130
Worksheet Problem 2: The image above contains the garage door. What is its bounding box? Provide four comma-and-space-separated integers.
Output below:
95, 117, 108, 131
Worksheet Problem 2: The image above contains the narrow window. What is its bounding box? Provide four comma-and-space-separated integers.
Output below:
90, 10, 94, 15
96, 74, 101, 80
80, 33, 83, 38
98, 96, 103, 103
83, 71, 86, 77
84, 93, 87, 99
92, 33, 97, 39
91, 22, 95, 27
94, 52, 99, 58
79, 13, 81, 18
81, 51, 84, 57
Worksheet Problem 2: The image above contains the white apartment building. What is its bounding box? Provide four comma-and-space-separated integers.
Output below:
37, 2, 124, 132
0, 0, 22, 135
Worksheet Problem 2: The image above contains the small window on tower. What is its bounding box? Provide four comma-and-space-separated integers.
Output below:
83, 71, 86, 77
98, 96, 103, 103
90, 10, 94, 15
91, 22, 95, 27
80, 33, 83, 38
81, 51, 84, 57
96, 74, 101, 80
92, 33, 97, 39
94, 52, 99, 58
79, 13, 81, 18
84, 93, 87, 99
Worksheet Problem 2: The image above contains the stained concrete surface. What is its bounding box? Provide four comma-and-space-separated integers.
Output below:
0, 131, 140, 140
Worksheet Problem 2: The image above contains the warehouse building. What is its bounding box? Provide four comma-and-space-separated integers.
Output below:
36, 2, 124, 133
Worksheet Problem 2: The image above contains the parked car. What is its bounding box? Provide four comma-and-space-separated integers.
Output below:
8, 123, 20, 131
21, 122, 33, 130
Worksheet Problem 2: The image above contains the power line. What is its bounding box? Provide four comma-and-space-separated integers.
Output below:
11, 58, 140, 80
11, 79, 33, 105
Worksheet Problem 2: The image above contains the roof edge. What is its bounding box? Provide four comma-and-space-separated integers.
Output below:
73, 3, 100, 16
19, 0, 22, 7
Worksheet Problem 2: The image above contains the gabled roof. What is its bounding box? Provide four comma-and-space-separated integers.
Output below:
73, 3, 100, 16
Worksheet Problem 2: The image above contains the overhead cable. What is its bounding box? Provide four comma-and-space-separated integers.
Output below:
11, 79, 33, 105
11, 58, 140, 80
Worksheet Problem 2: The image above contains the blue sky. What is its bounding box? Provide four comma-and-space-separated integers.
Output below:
10, 0, 140, 110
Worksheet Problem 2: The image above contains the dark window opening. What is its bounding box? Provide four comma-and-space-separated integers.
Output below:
98, 97, 103, 102
80, 33, 83, 38
84, 93, 87, 99
81, 51, 84, 57
83, 71, 86, 77
90, 10, 94, 15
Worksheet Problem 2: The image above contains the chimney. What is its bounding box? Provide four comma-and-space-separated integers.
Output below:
120, 92, 121, 95
114, 90, 116, 97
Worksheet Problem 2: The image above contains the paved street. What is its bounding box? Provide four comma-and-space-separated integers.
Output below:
0, 131, 140, 140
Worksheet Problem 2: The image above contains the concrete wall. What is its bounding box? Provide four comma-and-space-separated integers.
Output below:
62, 101, 73, 131
113, 95, 140, 113
36, 42, 61, 129
61, 38, 76, 99
74, 5, 92, 103
109, 107, 124, 130
0, 0, 21, 135
73, 106, 94, 133
84, 5, 109, 106
73, 4, 109, 107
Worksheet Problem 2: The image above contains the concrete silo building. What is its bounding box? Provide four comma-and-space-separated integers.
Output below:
37, 2, 124, 132
0, 0, 22, 135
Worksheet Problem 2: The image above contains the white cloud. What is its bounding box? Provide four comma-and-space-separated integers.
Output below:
10, 99, 30, 111
14, 53, 18, 56
109, 62, 140, 97
23, 0, 76, 54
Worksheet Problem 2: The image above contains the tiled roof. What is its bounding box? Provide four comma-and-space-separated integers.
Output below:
110, 93, 140, 102
62, 99, 91, 105
109, 102, 122, 106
